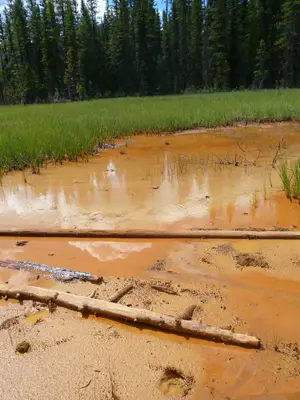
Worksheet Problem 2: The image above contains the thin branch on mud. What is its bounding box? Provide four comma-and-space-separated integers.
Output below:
236, 141, 246, 153
109, 284, 134, 303
80, 379, 92, 389
253, 149, 262, 166
150, 284, 179, 295
271, 138, 287, 168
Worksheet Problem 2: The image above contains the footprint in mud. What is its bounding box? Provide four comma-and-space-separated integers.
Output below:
158, 368, 194, 398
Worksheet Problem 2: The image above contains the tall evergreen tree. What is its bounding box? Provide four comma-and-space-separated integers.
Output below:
189, 0, 203, 88
205, 0, 230, 89
41, 0, 63, 98
277, 0, 300, 87
64, 0, 78, 98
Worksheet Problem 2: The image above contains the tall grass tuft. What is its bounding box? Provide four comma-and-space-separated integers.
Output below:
278, 160, 292, 201
292, 159, 300, 203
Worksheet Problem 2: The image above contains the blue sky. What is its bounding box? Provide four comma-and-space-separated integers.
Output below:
0, 0, 5, 13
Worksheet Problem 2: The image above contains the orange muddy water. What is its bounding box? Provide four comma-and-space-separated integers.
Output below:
1, 122, 300, 231
1, 123, 300, 400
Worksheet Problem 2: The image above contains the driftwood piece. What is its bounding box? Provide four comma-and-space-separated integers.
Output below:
150, 284, 178, 295
180, 305, 197, 320
109, 284, 134, 303
0, 229, 298, 239
0, 260, 103, 284
0, 284, 260, 349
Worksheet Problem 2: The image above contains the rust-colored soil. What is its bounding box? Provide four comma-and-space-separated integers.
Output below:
1, 124, 300, 399
1, 238, 300, 399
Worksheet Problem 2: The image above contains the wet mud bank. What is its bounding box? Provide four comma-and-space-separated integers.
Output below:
1, 122, 300, 231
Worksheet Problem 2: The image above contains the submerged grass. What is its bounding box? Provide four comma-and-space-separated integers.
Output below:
1, 89, 300, 173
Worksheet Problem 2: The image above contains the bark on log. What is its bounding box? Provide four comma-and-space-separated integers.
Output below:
0, 260, 103, 284
0, 284, 261, 349
0, 228, 298, 240
180, 305, 197, 320
109, 284, 134, 303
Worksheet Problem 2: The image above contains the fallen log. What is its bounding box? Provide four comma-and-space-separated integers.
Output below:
109, 284, 134, 303
0, 284, 261, 349
0, 228, 299, 240
0, 260, 103, 284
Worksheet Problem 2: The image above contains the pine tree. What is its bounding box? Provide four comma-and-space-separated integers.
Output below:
64, 0, 78, 99
110, 0, 135, 94
41, 0, 63, 98
160, 10, 171, 93
28, 0, 44, 99
133, 0, 161, 94
278, 0, 300, 87
189, 0, 203, 88
257, 0, 284, 87
205, 0, 230, 90
10, 0, 33, 103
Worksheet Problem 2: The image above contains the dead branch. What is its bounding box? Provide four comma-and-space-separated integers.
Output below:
236, 141, 246, 153
150, 284, 178, 295
253, 149, 261, 166
271, 138, 286, 168
109, 284, 134, 303
80, 379, 91, 389
89, 289, 98, 299
0, 284, 261, 349
180, 305, 197, 320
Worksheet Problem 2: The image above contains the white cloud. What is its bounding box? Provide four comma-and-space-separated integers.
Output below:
98, 0, 106, 17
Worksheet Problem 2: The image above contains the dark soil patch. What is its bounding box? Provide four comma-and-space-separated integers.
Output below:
235, 253, 270, 269
149, 259, 166, 271
214, 244, 235, 255
275, 341, 300, 360
0, 316, 19, 330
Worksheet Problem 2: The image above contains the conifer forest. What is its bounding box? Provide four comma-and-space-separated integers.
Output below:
0, 0, 299, 104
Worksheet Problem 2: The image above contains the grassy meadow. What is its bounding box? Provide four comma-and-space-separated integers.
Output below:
1, 90, 300, 173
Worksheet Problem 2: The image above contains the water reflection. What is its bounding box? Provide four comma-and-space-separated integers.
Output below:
1, 126, 300, 230
69, 241, 152, 262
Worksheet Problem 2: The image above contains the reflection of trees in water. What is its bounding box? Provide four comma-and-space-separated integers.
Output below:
0, 147, 295, 229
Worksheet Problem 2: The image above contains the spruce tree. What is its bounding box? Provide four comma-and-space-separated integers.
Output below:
278, 0, 300, 87
190, 0, 203, 89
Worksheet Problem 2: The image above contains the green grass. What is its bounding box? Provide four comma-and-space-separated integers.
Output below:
278, 158, 300, 202
278, 160, 293, 201
1, 89, 300, 173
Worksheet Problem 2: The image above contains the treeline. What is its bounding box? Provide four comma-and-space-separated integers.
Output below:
0, 0, 299, 104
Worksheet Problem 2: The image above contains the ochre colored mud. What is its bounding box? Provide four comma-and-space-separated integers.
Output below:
1, 122, 300, 231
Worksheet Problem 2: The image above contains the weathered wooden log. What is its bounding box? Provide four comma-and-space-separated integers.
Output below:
0, 284, 261, 349
0, 228, 298, 240
109, 284, 134, 303
0, 260, 103, 284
